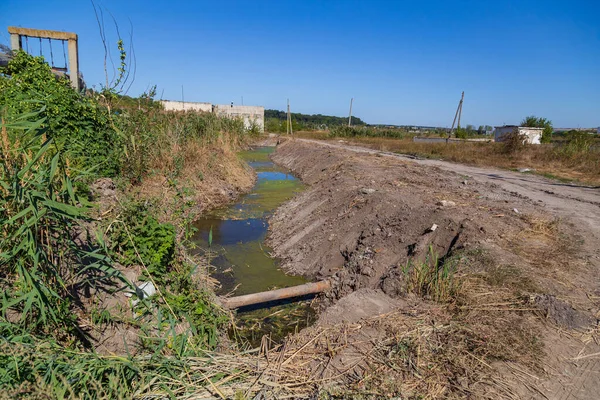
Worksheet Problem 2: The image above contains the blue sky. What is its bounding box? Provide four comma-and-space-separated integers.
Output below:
1, 0, 599, 127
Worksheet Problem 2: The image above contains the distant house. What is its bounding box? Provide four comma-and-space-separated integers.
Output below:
494, 125, 543, 144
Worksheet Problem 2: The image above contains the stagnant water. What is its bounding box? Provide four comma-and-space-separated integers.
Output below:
191, 147, 316, 346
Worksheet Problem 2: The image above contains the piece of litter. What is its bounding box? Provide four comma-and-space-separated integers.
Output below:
137, 281, 156, 299
513, 208, 520, 214
429, 224, 438, 232
437, 200, 456, 207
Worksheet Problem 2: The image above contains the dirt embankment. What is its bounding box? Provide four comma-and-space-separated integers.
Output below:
265, 139, 599, 398
270, 140, 533, 297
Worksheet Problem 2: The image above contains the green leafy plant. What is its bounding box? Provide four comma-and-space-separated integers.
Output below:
0, 51, 122, 177
110, 201, 175, 280
0, 109, 126, 339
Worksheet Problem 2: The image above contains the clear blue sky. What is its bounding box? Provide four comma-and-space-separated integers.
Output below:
2, 0, 599, 127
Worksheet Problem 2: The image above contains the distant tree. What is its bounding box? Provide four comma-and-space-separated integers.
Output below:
521, 115, 553, 143
455, 125, 467, 139
264, 109, 366, 130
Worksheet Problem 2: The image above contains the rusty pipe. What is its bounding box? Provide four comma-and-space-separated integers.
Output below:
222, 280, 331, 309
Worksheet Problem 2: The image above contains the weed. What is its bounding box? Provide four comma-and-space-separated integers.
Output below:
329, 125, 410, 139
0, 108, 130, 341
404, 248, 460, 302
108, 200, 176, 280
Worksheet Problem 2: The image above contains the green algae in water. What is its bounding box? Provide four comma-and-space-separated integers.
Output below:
210, 177, 302, 220
238, 146, 273, 163
191, 147, 315, 346
193, 217, 306, 296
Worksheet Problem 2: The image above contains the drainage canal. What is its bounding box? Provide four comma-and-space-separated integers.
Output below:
192, 147, 316, 346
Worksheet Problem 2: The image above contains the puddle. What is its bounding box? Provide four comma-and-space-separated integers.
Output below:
191, 147, 316, 346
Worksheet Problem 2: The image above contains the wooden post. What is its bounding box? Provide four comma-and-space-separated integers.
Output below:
223, 280, 331, 309
348, 97, 354, 127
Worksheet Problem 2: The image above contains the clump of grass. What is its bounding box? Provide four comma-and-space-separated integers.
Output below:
403, 248, 461, 302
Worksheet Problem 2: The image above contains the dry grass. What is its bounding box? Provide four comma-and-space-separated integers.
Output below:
294, 132, 600, 185
132, 131, 255, 224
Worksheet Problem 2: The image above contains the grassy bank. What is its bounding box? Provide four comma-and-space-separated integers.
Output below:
295, 131, 600, 185
0, 52, 258, 398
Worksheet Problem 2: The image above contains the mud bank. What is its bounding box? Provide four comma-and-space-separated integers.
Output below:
268, 139, 534, 300
260, 139, 600, 398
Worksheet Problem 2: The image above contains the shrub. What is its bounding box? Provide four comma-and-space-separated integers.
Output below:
0, 51, 122, 177
109, 200, 175, 279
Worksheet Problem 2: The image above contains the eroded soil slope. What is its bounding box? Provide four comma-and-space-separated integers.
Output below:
266, 139, 600, 399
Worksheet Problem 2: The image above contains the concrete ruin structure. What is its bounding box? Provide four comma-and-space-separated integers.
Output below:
494, 126, 543, 144
160, 100, 212, 113
8, 27, 80, 91
159, 100, 265, 132
213, 104, 264, 132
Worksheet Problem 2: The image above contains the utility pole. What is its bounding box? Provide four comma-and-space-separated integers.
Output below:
449, 91, 464, 139
181, 85, 185, 110
348, 97, 354, 127
287, 99, 293, 135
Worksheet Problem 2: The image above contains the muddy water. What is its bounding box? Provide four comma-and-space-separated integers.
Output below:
192, 147, 316, 346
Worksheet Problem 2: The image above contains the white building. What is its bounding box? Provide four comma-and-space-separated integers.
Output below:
494, 126, 543, 144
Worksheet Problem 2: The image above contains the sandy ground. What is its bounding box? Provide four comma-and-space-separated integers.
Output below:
266, 138, 600, 399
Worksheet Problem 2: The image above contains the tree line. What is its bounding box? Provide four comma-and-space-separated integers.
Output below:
265, 109, 366, 132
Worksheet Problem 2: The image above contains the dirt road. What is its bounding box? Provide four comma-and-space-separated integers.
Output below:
300, 138, 600, 249
267, 138, 600, 399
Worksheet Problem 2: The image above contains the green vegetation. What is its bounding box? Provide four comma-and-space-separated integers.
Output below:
1, 108, 120, 340
265, 109, 366, 132
110, 200, 176, 279
403, 248, 460, 302
329, 125, 411, 138
0, 51, 258, 398
455, 124, 492, 138
521, 115, 553, 143
1, 51, 122, 177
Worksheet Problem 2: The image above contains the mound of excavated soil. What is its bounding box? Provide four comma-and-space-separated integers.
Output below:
267, 139, 533, 301
263, 139, 600, 398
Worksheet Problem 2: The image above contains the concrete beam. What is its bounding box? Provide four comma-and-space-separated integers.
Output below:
8, 27, 77, 41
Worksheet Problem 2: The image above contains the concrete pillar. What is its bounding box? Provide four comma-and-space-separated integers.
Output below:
67, 38, 80, 92
10, 33, 21, 50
